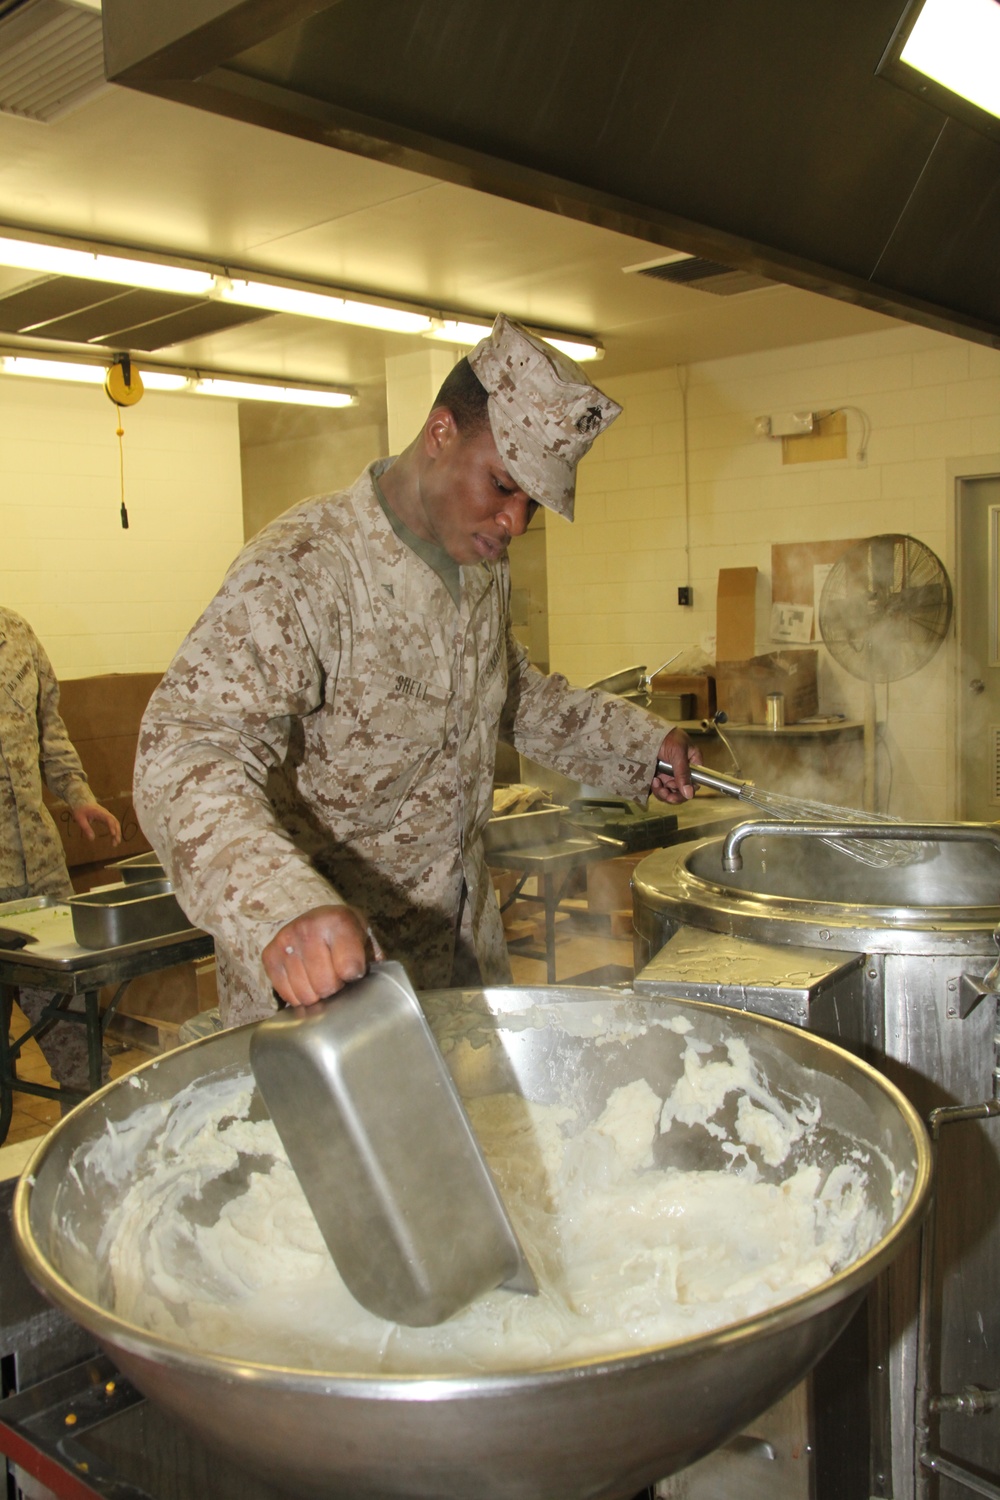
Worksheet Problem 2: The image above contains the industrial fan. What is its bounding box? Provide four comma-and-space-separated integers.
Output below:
818, 534, 952, 810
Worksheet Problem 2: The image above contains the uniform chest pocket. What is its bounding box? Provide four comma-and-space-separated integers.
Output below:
332, 673, 449, 751
1, 662, 37, 718
319, 672, 451, 827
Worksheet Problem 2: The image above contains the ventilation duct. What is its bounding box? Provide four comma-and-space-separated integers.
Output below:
0, 0, 108, 123
625, 255, 777, 297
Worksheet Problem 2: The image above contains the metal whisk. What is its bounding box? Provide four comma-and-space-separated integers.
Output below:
656, 761, 923, 868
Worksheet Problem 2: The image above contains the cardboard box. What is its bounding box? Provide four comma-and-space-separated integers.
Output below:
109, 956, 218, 1027
715, 650, 819, 725
103, 956, 218, 1052
586, 854, 647, 915
648, 672, 716, 720
43, 672, 162, 868
716, 567, 758, 661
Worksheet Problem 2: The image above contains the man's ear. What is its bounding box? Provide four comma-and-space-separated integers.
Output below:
423, 405, 459, 458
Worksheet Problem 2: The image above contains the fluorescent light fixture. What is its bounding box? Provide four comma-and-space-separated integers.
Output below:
0, 355, 108, 383
193, 377, 354, 407
426, 319, 494, 346
545, 335, 603, 362
0, 228, 601, 359
0, 236, 214, 296
0, 354, 354, 407
216, 278, 434, 334
899, 0, 1000, 120
425, 318, 602, 362
137, 370, 192, 391
877, 0, 1000, 142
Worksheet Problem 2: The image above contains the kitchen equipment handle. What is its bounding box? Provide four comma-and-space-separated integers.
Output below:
656, 761, 751, 799
570, 798, 635, 813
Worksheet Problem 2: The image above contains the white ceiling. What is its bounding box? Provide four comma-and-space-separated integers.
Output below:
0, 55, 902, 424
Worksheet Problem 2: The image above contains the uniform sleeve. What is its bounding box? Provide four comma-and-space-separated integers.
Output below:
133, 564, 347, 982
33, 636, 96, 811
500, 630, 670, 800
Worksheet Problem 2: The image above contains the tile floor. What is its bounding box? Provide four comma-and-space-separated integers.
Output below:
3, 1005, 151, 1147
2, 906, 634, 1149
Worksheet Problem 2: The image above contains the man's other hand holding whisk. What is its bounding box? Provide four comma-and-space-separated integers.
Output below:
650, 727, 701, 803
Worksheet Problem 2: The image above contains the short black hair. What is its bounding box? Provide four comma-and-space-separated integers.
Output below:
431, 357, 490, 436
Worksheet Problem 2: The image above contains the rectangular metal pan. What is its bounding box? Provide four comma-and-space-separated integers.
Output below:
249, 961, 536, 1326
114, 851, 166, 883
482, 804, 566, 852
68, 879, 191, 950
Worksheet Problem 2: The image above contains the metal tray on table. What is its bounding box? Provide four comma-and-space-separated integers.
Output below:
114, 850, 166, 883
68, 879, 191, 950
0, 894, 208, 973
482, 805, 567, 852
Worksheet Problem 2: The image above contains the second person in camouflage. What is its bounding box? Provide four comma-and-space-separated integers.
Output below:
1, 607, 121, 1101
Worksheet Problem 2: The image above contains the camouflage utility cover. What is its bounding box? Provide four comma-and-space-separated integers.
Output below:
468, 315, 621, 520
134, 462, 668, 1026
0, 607, 96, 898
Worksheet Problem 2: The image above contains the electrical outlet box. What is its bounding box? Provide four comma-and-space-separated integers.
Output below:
678, 586, 692, 607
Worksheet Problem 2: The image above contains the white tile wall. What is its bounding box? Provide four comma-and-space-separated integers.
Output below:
241, 418, 387, 538
548, 325, 1000, 819
0, 381, 245, 678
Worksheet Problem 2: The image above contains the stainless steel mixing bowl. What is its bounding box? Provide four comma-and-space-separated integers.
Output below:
14, 986, 930, 1500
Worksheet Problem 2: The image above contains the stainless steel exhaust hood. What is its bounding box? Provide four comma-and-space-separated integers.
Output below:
103, 0, 1000, 350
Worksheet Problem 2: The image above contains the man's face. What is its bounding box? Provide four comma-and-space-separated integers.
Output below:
418, 413, 539, 566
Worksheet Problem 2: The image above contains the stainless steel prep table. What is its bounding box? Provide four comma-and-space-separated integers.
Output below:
488, 800, 744, 984
487, 835, 625, 983
0, 895, 213, 1143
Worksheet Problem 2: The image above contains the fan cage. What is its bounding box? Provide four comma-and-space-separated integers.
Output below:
818, 534, 953, 683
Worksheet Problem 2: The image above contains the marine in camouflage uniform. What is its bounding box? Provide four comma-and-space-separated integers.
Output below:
134, 317, 697, 1025
1, 608, 119, 1094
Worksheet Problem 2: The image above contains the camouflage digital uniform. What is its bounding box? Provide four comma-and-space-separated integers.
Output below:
0, 607, 109, 1093
134, 461, 669, 1026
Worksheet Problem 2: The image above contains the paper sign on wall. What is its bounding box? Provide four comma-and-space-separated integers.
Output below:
770, 602, 813, 644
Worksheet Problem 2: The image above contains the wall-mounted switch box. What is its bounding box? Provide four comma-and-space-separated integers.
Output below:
678, 586, 692, 607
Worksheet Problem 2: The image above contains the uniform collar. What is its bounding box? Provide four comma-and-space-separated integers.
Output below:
359, 462, 498, 613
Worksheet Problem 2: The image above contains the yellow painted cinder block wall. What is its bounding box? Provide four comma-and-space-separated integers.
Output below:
547, 323, 1000, 820
0, 380, 245, 678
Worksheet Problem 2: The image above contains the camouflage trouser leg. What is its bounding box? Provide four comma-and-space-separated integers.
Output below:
12, 986, 111, 1095
1, 879, 111, 1099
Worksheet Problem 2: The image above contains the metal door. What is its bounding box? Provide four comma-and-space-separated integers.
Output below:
958, 474, 1000, 820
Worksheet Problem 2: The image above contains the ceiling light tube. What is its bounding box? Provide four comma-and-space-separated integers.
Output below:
137, 371, 193, 391
0, 355, 109, 384
425, 318, 602, 361
544, 335, 603, 362
0, 236, 214, 296
194, 377, 354, 407
425, 319, 494, 346
0, 354, 355, 407
215, 278, 433, 334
